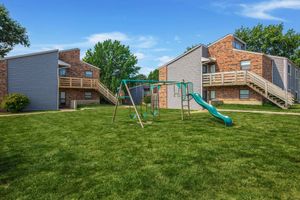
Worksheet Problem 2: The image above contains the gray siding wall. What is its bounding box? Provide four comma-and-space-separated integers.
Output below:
167, 46, 203, 110
271, 56, 285, 89
8, 51, 59, 110
287, 61, 300, 103
270, 55, 300, 103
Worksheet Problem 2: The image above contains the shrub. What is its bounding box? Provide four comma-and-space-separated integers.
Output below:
143, 95, 151, 104
1, 93, 30, 113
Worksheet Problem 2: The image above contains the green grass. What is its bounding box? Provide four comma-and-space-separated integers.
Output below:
216, 103, 300, 113
1, 106, 300, 199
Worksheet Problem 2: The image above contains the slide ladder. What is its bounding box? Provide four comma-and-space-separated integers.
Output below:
190, 92, 233, 126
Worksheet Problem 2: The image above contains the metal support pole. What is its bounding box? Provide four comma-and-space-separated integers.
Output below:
180, 80, 184, 120
124, 82, 144, 128
186, 83, 191, 117
112, 81, 122, 123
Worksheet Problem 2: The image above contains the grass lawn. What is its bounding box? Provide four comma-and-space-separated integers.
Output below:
216, 103, 300, 113
1, 106, 300, 199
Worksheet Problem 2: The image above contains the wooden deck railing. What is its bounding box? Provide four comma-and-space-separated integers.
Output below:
203, 70, 294, 107
59, 77, 98, 89
59, 77, 117, 104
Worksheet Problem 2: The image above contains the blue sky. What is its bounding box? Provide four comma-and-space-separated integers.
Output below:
2, 0, 300, 74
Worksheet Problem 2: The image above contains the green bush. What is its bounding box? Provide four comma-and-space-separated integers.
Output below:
1, 93, 30, 113
143, 95, 151, 104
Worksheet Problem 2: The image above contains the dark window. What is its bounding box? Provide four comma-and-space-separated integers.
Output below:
59, 68, 67, 77
240, 90, 250, 99
241, 60, 251, 70
288, 64, 291, 75
85, 71, 93, 78
85, 92, 92, 99
203, 65, 208, 74
60, 92, 66, 104
233, 40, 245, 50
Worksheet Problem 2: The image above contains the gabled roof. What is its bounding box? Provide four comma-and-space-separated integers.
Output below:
157, 44, 203, 69
208, 34, 246, 47
0, 49, 59, 61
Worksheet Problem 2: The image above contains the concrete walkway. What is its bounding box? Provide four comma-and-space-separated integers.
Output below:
0, 109, 75, 117
218, 109, 300, 116
191, 109, 300, 116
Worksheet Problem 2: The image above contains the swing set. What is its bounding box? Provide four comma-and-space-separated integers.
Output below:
112, 79, 193, 128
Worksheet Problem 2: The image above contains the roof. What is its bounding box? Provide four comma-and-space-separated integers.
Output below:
58, 59, 71, 67
59, 48, 80, 53
157, 44, 203, 69
80, 61, 100, 70
234, 49, 299, 67
208, 34, 246, 47
0, 49, 59, 61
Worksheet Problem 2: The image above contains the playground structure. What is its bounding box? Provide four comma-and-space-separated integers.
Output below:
112, 79, 233, 128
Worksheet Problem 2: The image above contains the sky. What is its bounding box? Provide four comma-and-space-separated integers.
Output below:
2, 0, 300, 75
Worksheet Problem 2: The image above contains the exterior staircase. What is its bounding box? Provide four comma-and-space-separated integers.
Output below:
59, 77, 117, 105
96, 81, 118, 105
202, 70, 294, 109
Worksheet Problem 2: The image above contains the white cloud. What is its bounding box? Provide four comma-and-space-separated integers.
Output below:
134, 36, 157, 48
87, 32, 129, 44
152, 48, 170, 52
134, 52, 146, 60
174, 35, 181, 43
240, 0, 300, 20
156, 55, 174, 66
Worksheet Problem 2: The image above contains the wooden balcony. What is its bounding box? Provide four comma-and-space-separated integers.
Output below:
202, 70, 294, 108
59, 77, 98, 89
202, 71, 248, 87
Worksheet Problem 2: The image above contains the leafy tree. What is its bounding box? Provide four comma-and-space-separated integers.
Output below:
235, 23, 300, 66
185, 44, 199, 53
83, 40, 140, 92
0, 4, 30, 57
148, 69, 159, 80
134, 74, 147, 80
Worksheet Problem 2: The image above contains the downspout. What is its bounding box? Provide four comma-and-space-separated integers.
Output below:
283, 58, 288, 107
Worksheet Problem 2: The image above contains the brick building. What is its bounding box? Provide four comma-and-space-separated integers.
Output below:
0, 48, 116, 111
158, 34, 299, 109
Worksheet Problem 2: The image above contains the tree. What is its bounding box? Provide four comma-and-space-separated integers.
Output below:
134, 74, 147, 80
235, 23, 300, 66
185, 44, 198, 53
0, 4, 30, 57
148, 69, 159, 80
83, 40, 140, 92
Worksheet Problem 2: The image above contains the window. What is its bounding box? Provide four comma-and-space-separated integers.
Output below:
288, 64, 291, 75
240, 60, 251, 70
85, 71, 93, 78
59, 68, 67, 77
85, 92, 92, 99
232, 40, 245, 50
60, 92, 66, 104
210, 65, 216, 73
295, 92, 298, 101
203, 65, 208, 74
210, 90, 216, 100
240, 90, 250, 99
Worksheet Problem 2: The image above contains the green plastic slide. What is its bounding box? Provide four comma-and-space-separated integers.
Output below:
190, 92, 233, 126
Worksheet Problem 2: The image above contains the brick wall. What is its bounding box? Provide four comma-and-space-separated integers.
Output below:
159, 66, 168, 108
207, 35, 274, 104
60, 88, 100, 107
206, 86, 263, 105
208, 35, 267, 76
59, 49, 100, 79
0, 60, 7, 103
